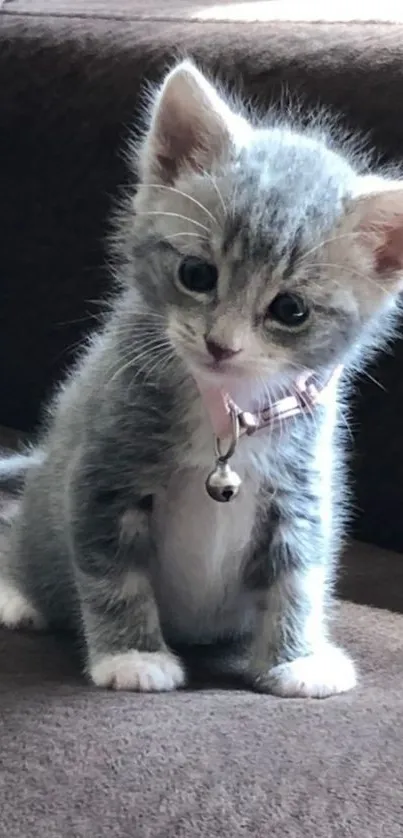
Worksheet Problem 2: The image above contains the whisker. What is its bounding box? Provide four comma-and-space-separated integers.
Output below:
310, 262, 393, 299
108, 338, 173, 384
277, 382, 288, 446
147, 349, 177, 383
55, 313, 101, 328
231, 180, 239, 221
111, 318, 169, 339
127, 310, 167, 320
265, 383, 276, 450
296, 232, 362, 268
258, 375, 280, 450
357, 369, 387, 392
113, 314, 168, 332
138, 347, 178, 387
204, 171, 227, 220
114, 330, 169, 349
337, 407, 355, 444
138, 183, 219, 226
54, 336, 89, 363
287, 360, 356, 442
115, 325, 167, 339
134, 210, 210, 233
111, 348, 174, 389
112, 337, 167, 356
164, 232, 209, 242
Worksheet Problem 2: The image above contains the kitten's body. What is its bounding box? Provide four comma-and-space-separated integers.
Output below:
4, 329, 333, 646
1, 62, 402, 696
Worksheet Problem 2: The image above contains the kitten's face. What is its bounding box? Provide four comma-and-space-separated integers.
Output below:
130, 62, 403, 393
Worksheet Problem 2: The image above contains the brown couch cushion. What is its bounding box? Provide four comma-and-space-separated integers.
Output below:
4, 0, 403, 22
1, 543, 403, 838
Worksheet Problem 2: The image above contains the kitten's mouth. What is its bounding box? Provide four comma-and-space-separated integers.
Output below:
200, 358, 247, 378
184, 349, 295, 440
187, 347, 251, 380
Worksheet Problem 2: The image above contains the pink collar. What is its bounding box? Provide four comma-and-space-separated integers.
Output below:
197, 365, 343, 442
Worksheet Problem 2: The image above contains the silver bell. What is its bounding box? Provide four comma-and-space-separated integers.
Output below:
205, 460, 242, 503
205, 404, 242, 503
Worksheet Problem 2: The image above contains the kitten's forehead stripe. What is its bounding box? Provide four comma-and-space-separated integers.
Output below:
221, 169, 315, 287
222, 212, 244, 257
282, 226, 304, 281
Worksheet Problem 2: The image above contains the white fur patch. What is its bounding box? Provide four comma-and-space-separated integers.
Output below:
0, 578, 45, 630
118, 570, 143, 601
90, 650, 186, 692
120, 509, 143, 541
153, 466, 259, 642
266, 645, 357, 698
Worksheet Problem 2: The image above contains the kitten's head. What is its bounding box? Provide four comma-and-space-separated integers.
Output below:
129, 61, 403, 397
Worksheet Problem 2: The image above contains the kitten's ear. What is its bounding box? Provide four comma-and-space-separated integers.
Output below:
139, 61, 250, 184
351, 181, 403, 283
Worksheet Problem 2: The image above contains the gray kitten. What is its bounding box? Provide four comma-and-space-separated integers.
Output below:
1, 61, 402, 696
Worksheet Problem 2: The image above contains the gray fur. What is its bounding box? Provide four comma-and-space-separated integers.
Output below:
1, 61, 402, 695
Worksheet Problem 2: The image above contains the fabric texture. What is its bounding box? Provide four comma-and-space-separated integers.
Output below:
1, 539, 403, 838
3, 0, 403, 23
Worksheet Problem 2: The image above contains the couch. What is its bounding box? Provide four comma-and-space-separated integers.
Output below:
1, 3, 403, 836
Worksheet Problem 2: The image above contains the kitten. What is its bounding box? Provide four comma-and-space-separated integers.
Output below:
1, 61, 402, 697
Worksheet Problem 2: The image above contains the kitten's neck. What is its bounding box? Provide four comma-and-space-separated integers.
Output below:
193, 366, 343, 441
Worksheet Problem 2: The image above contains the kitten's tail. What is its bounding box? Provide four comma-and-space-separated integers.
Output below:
0, 450, 44, 562
0, 449, 44, 495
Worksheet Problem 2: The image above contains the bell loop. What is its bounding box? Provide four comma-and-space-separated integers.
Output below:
214, 405, 240, 462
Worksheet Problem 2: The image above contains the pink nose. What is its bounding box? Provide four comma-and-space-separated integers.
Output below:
205, 338, 240, 362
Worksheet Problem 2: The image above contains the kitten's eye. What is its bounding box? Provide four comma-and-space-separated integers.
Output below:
267, 293, 309, 327
178, 257, 218, 294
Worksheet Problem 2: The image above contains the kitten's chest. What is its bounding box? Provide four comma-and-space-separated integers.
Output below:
151, 463, 261, 643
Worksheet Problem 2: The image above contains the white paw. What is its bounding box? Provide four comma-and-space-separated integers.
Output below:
0, 579, 46, 630
90, 650, 187, 692
265, 646, 357, 699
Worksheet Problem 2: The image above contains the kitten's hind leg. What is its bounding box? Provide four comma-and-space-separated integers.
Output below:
0, 502, 46, 631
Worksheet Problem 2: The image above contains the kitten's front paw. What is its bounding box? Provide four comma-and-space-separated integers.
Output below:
253, 645, 357, 699
89, 650, 187, 692
0, 579, 46, 630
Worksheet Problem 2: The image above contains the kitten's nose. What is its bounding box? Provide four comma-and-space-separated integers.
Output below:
205, 338, 240, 362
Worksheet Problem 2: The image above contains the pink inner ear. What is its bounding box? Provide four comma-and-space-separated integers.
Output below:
155, 109, 201, 182
375, 221, 403, 274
